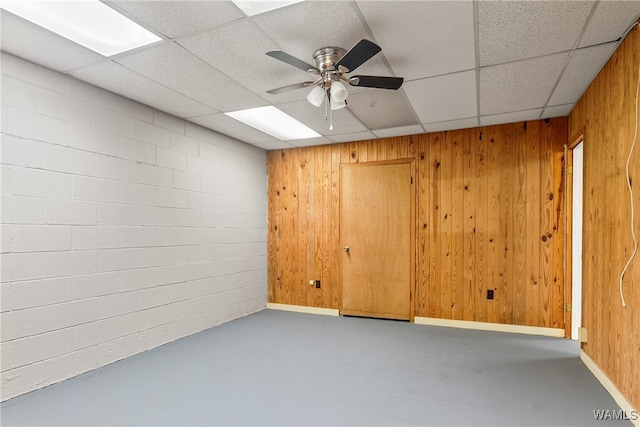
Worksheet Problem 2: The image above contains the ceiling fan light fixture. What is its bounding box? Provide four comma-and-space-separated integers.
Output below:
330, 80, 348, 103
307, 85, 325, 107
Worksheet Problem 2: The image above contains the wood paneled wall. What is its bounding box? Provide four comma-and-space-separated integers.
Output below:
268, 118, 567, 328
569, 24, 640, 410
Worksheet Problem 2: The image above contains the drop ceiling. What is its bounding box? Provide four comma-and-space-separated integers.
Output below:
1, 1, 639, 150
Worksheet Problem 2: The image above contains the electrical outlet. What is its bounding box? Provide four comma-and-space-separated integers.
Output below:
487, 289, 494, 300
309, 280, 314, 286
315, 280, 321, 289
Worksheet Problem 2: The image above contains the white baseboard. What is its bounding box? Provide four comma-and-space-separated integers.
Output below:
414, 316, 566, 337
267, 303, 339, 317
580, 350, 639, 427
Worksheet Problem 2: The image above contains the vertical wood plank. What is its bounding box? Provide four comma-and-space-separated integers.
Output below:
417, 135, 430, 316
525, 122, 541, 326
429, 133, 442, 318
462, 128, 477, 321
450, 131, 465, 320
475, 129, 487, 322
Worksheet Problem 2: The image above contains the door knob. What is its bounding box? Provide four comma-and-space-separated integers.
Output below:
343, 246, 350, 253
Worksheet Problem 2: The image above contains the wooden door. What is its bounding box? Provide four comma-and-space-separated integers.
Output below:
340, 160, 414, 320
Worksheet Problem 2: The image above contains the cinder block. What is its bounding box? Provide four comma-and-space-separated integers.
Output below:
42, 144, 96, 177
73, 317, 121, 349
65, 76, 115, 109
119, 267, 159, 292
96, 155, 138, 183
1, 135, 41, 168
1, 252, 44, 282
73, 176, 118, 203
200, 175, 225, 195
172, 170, 200, 191
1, 53, 65, 93
94, 107, 135, 138
154, 110, 184, 134
98, 248, 140, 272
139, 323, 173, 351
72, 272, 119, 300
38, 87, 93, 126
170, 133, 199, 155
10, 328, 74, 369
98, 291, 139, 320
140, 206, 173, 226
186, 155, 215, 177
118, 227, 157, 248
114, 97, 153, 124
97, 203, 139, 226
120, 307, 158, 335
1, 75, 38, 112
138, 163, 172, 188
119, 182, 157, 206
44, 250, 97, 278
44, 199, 97, 225
9, 225, 72, 252
135, 120, 170, 148
174, 209, 201, 227
140, 284, 174, 309
43, 346, 98, 387
95, 333, 139, 367
11, 167, 72, 199
5, 106, 69, 146
157, 147, 187, 171
1, 195, 43, 225
42, 298, 98, 331
72, 226, 119, 250
157, 187, 188, 208
1, 307, 46, 341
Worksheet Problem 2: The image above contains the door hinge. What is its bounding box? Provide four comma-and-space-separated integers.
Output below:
565, 303, 572, 312
566, 165, 573, 175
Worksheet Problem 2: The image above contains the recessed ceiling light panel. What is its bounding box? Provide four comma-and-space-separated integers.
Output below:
0, 0, 162, 56
225, 106, 320, 141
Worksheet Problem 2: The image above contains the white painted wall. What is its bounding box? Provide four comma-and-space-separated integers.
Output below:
0, 53, 268, 401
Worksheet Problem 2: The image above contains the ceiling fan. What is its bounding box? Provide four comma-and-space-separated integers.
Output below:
265, 39, 404, 129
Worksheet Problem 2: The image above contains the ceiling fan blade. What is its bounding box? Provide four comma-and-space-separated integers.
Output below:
266, 50, 320, 74
335, 39, 381, 73
266, 81, 315, 94
348, 75, 404, 90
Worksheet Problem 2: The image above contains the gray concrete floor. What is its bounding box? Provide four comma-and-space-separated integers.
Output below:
0, 309, 632, 426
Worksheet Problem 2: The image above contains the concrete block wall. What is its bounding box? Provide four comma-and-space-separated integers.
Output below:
0, 53, 268, 401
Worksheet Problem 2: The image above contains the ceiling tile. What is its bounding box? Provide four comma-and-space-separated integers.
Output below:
579, 1, 640, 47
179, 20, 311, 104
189, 113, 278, 145
106, 0, 244, 39
329, 130, 378, 143
480, 52, 568, 116
549, 42, 617, 106
480, 108, 542, 127
403, 70, 477, 124
372, 125, 424, 139
115, 42, 268, 112
347, 89, 418, 130
542, 104, 574, 119
0, 10, 103, 73
422, 117, 478, 133
287, 136, 335, 147
69, 61, 216, 118
253, 140, 295, 150
278, 99, 368, 136
478, 1, 594, 66
356, 0, 475, 80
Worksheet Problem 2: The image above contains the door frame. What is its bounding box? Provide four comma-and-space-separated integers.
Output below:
338, 158, 417, 321
564, 133, 584, 338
